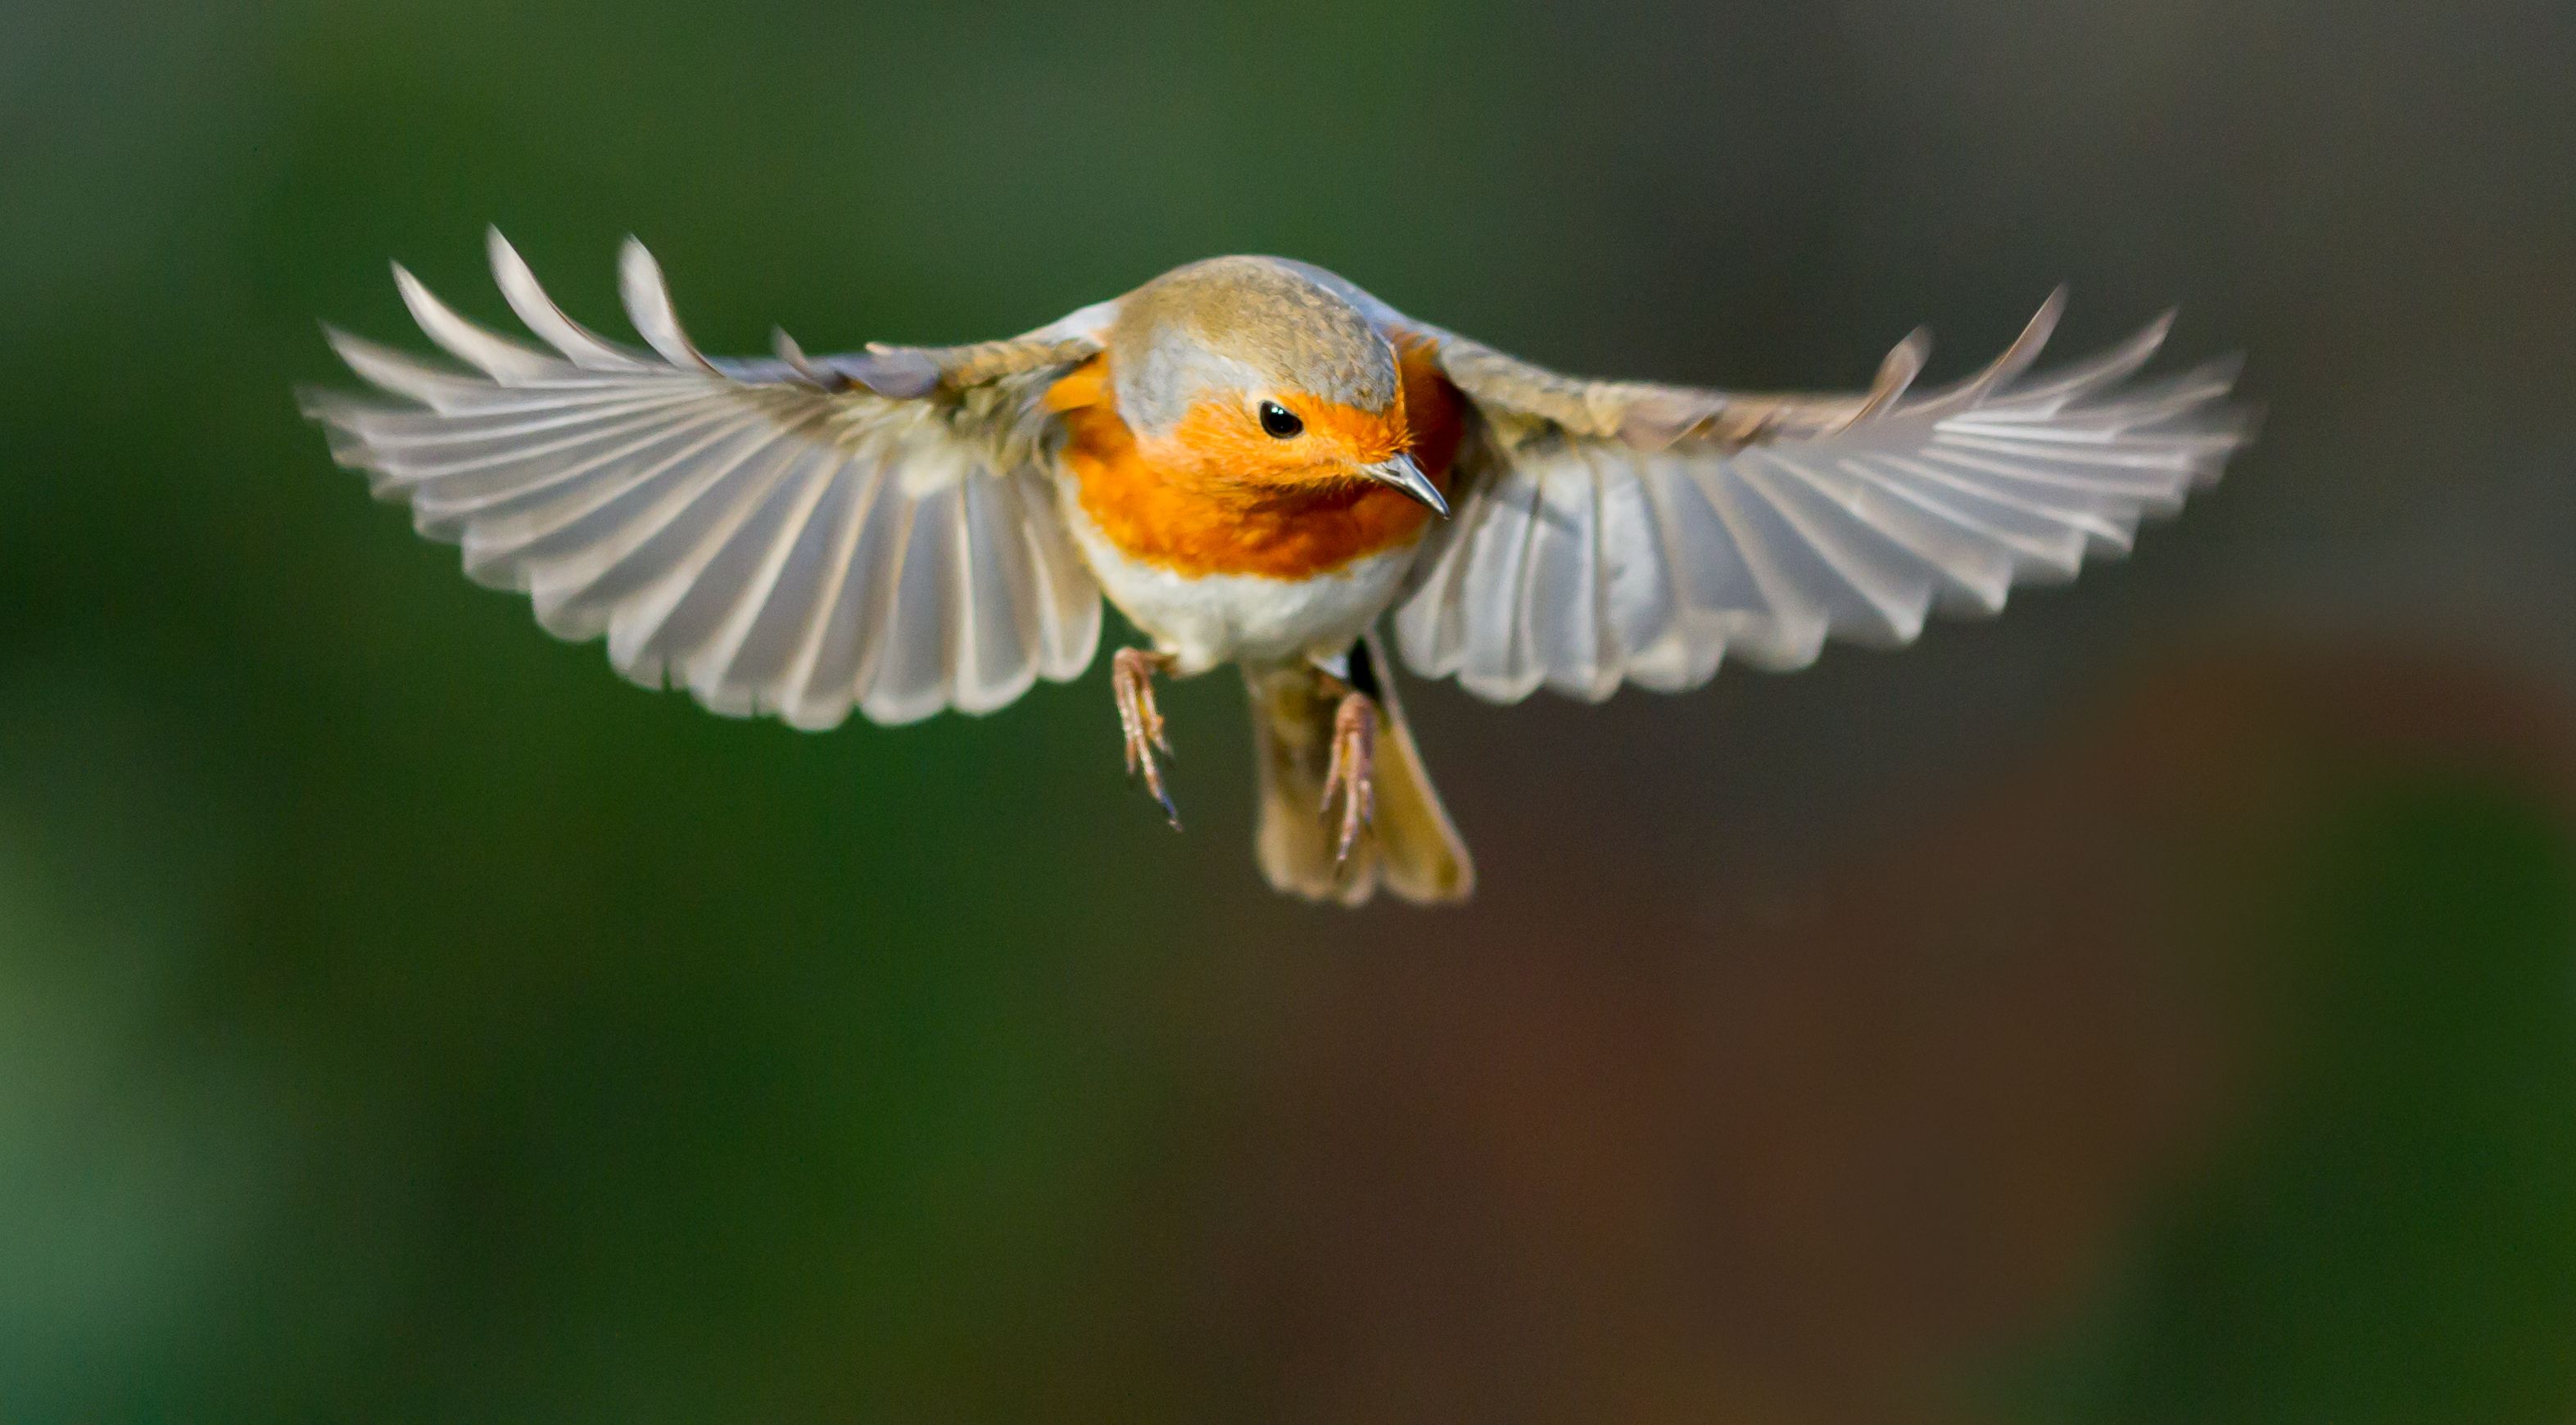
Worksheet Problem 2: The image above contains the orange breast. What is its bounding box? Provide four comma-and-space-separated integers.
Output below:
1047, 341, 1466, 581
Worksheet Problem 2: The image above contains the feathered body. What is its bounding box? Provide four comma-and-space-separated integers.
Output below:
304, 234, 2250, 905
1043, 269, 1467, 672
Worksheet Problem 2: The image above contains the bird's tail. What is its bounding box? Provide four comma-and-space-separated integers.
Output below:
1244, 635, 1474, 907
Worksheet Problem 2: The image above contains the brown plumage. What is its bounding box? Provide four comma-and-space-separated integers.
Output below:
301, 232, 2252, 904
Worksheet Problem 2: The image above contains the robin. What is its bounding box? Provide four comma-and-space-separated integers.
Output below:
304, 233, 2248, 905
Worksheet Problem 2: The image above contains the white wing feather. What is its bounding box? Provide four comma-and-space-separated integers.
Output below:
1397, 300, 2248, 703
304, 232, 1102, 728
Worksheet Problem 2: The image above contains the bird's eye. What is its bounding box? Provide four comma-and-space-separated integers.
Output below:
1258, 401, 1305, 439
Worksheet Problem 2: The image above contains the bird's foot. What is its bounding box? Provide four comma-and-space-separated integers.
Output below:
1320, 690, 1377, 867
1112, 648, 1181, 829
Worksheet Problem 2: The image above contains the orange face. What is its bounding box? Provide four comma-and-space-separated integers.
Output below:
1048, 338, 1466, 579
1144, 384, 1416, 494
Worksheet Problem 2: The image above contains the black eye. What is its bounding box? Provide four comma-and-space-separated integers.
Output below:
1258, 401, 1304, 439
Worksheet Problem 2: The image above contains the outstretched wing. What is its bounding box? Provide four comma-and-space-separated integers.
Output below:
1388, 290, 2252, 703
302, 231, 1107, 729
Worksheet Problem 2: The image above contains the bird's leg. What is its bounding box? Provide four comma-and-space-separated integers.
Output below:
1112, 647, 1181, 830
1319, 689, 1378, 867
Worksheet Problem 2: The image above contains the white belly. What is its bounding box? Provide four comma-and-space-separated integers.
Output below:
1058, 481, 1419, 674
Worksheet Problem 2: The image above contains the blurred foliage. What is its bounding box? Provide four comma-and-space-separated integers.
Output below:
2007, 777, 2576, 1424
2, 0, 2573, 1420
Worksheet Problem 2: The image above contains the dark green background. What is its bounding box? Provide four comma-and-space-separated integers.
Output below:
5, 2, 2574, 1419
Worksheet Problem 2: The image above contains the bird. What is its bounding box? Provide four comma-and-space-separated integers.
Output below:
302, 232, 2250, 906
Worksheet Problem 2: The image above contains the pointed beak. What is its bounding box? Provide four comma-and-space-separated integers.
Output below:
1358, 454, 1450, 518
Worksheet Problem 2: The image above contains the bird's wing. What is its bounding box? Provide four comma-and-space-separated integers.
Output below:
1383, 289, 2252, 703
303, 231, 1111, 729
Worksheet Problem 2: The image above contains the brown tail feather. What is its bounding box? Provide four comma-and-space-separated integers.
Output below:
1245, 636, 1474, 907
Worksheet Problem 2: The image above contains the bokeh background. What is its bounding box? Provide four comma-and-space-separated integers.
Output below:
5, 1, 2574, 1419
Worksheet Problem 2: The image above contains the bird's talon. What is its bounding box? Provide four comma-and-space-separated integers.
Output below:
1322, 691, 1377, 868
1113, 648, 1182, 827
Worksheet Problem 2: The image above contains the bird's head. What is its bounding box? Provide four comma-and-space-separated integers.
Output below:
1103, 256, 1448, 515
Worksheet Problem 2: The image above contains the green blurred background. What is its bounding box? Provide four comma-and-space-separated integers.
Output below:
4, 1, 2574, 1419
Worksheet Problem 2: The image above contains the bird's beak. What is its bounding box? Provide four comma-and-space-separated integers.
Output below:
1357, 455, 1450, 518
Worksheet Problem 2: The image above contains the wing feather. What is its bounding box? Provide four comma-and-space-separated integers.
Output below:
645, 441, 843, 693
302, 234, 1104, 728
1456, 467, 1547, 703
958, 470, 1043, 714
487, 228, 655, 372
1523, 460, 1605, 700
393, 263, 563, 384
1396, 296, 2250, 699
1590, 446, 1680, 679
862, 486, 955, 726
779, 453, 904, 726
1007, 468, 1103, 682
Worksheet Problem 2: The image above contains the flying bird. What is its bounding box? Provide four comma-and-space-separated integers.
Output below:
302, 233, 2249, 905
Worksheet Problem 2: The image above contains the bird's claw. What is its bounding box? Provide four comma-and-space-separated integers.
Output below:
1320, 691, 1376, 867
1113, 648, 1181, 830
